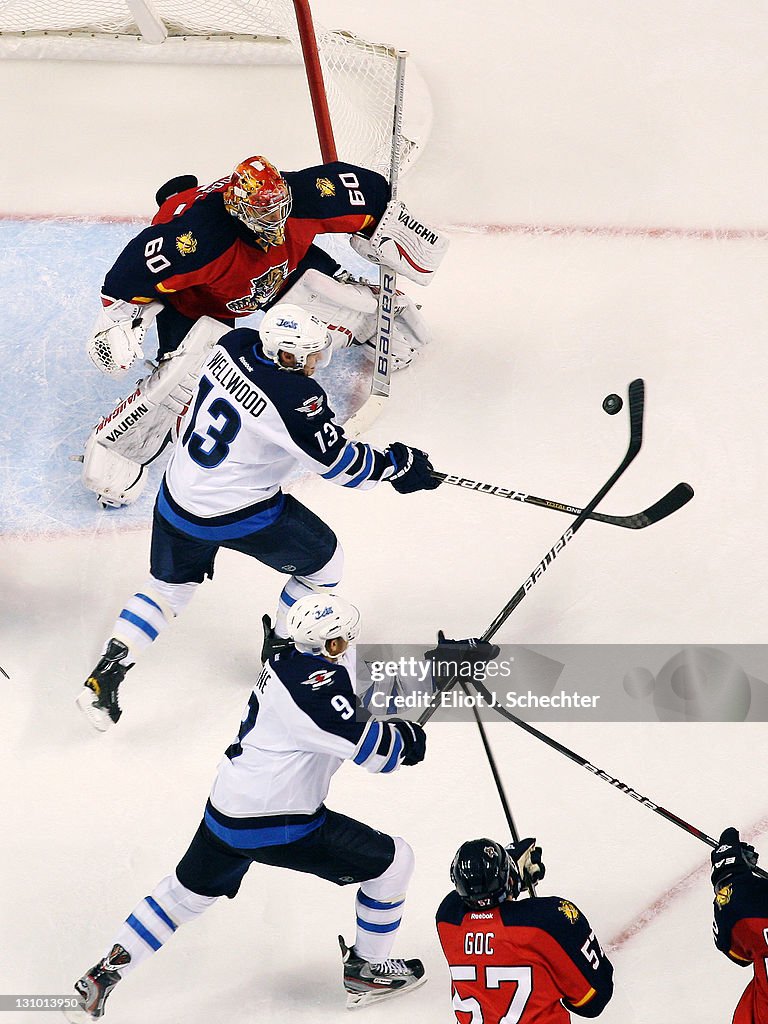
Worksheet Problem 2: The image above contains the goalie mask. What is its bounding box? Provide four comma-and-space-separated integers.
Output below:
286, 594, 362, 659
450, 839, 521, 907
259, 303, 332, 372
223, 156, 292, 247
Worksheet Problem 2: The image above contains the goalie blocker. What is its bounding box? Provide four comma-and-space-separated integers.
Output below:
80, 317, 229, 508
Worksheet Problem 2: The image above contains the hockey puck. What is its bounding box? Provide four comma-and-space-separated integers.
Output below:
602, 393, 623, 415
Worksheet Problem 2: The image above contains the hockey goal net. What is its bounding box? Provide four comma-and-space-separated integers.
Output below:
0, 0, 431, 177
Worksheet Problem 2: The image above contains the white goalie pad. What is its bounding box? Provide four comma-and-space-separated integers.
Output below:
350, 199, 449, 285
276, 269, 431, 370
81, 316, 230, 506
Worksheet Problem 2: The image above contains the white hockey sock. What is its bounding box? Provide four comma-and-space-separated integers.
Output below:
106, 874, 217, 977
275, 543, 344, 637
109, 577, 198, 659
354, 837, 414, 962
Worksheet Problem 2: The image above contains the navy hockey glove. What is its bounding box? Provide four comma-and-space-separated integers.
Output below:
711, 827, 759, 888
386, 442, 442, 494
507, 838, 546, 888
391, 719, 427, 765
425, 631, 500, 682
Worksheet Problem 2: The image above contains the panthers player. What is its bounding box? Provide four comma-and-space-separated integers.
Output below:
76, 304, 441, 732
81, 154, 448, 506
711, 827, 768, 1024
65, 594, 431, 1021
436, 839, 614, 1023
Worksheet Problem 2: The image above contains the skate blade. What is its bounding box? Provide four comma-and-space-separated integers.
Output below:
345, 975, 427, 1010
75, 689, 114, 733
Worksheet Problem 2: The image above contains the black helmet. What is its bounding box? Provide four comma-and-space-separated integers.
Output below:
450, 838, 520, 908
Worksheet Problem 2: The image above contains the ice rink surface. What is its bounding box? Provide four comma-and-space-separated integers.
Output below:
2, 2, 768, 1022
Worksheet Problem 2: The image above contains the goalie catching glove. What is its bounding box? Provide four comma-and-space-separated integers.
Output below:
276, 268, 430, 371
80, 316, 229, 507
351, 199, 449, 285
87, 297, 163, 379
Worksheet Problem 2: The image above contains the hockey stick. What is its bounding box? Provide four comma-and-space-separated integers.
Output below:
460, 681, 537, 896
464, 673, 768, 877
418, 378, 645, 728
344, 51, 407, 439
432, 473, 694, 530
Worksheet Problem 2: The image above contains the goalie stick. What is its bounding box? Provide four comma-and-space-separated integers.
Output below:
344, 51, 407, 439
432, 472, 694, 529
419, 378, 645, 728
465, 673, 768, 877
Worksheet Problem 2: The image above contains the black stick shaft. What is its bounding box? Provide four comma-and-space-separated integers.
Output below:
419, 380, 645, 730
467, 675, 768, 879
433, 473, 693, 530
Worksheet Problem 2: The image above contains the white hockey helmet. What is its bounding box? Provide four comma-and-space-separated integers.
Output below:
259, 303, 332, 371
286, 594, 361, 658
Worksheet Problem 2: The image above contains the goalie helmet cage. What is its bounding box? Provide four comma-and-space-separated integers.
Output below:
0, 0, 431, 177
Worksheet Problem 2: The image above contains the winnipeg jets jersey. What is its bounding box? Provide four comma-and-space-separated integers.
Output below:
160, 328, 395, 538
205, 647, 410, 849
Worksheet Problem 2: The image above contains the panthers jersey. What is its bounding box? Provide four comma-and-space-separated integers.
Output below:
436, 892, 614, 1023
102, 162, 390, 322
714, 872, 768, 1024
205, 646, 411, 849
160, 328, 395, 538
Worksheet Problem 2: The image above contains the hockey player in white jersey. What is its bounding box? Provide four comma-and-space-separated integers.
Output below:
65, 594, 431, 1019
76, 304, 441, 731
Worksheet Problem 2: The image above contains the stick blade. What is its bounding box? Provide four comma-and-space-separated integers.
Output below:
636, 481, 694, 527
627, 378, 645, 452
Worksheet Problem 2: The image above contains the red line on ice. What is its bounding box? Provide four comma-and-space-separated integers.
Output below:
606, 815, 768, 953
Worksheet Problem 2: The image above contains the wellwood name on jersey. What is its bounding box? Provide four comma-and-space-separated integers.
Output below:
523, 528, 574, 592
208, 350, 267, 417
397, 208, 439, 245
583, 763, 657, 808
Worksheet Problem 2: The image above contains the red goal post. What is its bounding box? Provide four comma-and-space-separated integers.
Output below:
0, 0, 431, 176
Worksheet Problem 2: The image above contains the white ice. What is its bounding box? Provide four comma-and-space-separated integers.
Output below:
1, 2, 767, 1022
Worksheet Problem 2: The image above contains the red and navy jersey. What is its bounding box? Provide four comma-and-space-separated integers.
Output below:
714, 873, 768, 1024
102, 162, 390, 321
436, 892, 614, 1023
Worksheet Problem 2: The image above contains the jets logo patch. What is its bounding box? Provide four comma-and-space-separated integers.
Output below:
226, 261, 288, 313
175, 231, 197, 255
316, 177, 336, 197
558, 900, 580, 924
295, 395, 325, 418
303, 669, 336, 690
715, 883, 733, 907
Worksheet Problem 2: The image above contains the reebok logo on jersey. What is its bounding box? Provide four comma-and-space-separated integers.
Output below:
471, 912, 494, 919
302, 669, 336, 690
295, 395, 324, 418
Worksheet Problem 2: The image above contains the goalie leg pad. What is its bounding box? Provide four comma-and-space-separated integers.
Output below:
96, 315, 230, 462
276, 269, 430, 369
81, 433, 147, 509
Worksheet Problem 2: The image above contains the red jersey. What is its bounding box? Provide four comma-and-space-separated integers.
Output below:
102, 162, 390, 322
714, 873, 768, 1024
436, 892, 613, 1023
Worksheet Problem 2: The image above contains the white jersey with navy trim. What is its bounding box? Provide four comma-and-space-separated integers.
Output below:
162, 329, 396, 534
205, 646, 409, 848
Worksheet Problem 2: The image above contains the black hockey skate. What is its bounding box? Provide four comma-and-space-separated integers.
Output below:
339, 936, 426, 1009
76, 640, 134, 732
261, 614, 291, 664
64, 944, 129, 1021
